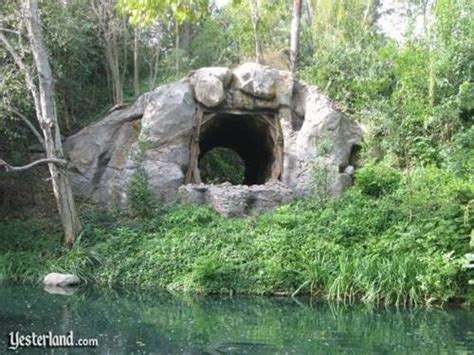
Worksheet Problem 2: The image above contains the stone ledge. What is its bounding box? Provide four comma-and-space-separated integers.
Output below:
178, 181, 294, 216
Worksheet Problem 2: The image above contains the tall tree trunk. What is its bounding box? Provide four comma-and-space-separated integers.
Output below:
133, 28, 140, 96
290, 0, 302, 74
23, 0, 81, 247
305, 0, 314, 27
120, 18, 129, 86
181, 21, 193, 56
91, 0, 124, 105
248, 0, 262, 64
148, 47, 161, 91
175, 18, 180, 74
106, 41, 123, 104
427, 2, 436, 106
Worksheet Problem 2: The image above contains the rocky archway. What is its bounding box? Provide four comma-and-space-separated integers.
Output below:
185, 110, 283, 186
193, 113, 282, 185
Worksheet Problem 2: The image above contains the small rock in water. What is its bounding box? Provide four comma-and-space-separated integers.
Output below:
43, 273, 80, 287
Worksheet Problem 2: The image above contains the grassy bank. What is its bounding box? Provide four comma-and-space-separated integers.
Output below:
1, 164, 472, 306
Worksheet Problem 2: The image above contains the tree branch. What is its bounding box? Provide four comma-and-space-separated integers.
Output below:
0, 31, 42, 121
0, 28, 20, 35
10, 108, 45, 148
0, 158, 67, 172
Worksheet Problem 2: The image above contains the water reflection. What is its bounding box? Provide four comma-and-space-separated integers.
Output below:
0, 284, 472, 354
44, 285, 79, 296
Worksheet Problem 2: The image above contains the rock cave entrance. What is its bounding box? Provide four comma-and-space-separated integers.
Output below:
186, 112, 283, 186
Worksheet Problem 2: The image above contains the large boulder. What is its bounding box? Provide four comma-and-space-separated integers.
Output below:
64, 94, 147, 206
191, 67, 231, 107
138, 80, 196, 202
64, 63, 362, 215
281, 87, 362, 197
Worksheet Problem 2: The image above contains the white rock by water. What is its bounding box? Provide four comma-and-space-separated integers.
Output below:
43, 273, 80, 287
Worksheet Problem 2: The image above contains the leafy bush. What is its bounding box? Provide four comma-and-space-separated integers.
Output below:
127, 167, 157, 218
442, 126, 474, 180
355, 162, 402, 197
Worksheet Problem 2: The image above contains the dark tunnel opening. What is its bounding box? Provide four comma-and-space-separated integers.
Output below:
198, 113, 276, 185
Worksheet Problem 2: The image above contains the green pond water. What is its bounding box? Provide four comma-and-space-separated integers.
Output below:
0, 284, 473, 354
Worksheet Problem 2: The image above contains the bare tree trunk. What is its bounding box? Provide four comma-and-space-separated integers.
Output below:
120, 18, 128, 87
23, 0, 82, 247
144, 24, 161, 90
105, 41, 123, 104
305, 0, 314, 28
175, 18, 180, 74
248, 0, 262, 64
427, 2, 436, 106
92, 0, 124, 105
181, 21, 193, 56
290, 0, 302, 74
60, 94, 72, 132
148, 47, 160, 90
133, 28, 140, 96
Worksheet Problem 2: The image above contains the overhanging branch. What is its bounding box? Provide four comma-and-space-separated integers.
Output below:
10, 108, 45, 148
0, 158, 67, 172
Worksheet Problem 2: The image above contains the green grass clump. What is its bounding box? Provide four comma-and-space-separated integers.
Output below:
0, 165, 472, 306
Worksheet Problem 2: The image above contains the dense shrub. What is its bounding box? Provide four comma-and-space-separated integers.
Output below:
301, 0, 473, 168
1, 165, 472, 305
355, 162, 402, 197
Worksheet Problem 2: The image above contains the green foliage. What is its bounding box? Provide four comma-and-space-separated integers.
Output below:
224, 0, 291, 61
309, 0, 377, 49
117, 0, 210, 27
0, 220, 62, 283
442, 126, 474, 181
301, 0, 473, 168
42, 0, 110, 131
190, 13, 238, 68
311, 158, 337, 205
355, 162, 402, 197
199, 147, 245, 185
127, 167, 157, 218
2, 165, 472, 305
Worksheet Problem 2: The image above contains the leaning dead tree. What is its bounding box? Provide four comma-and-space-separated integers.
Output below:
0, 0, 82, 247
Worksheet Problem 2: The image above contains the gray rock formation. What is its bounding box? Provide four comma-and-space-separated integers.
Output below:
178, 181, 293, 217
64, 63, 362, 215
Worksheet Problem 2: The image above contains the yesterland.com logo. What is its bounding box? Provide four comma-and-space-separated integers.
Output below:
7, 331, 98, 350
